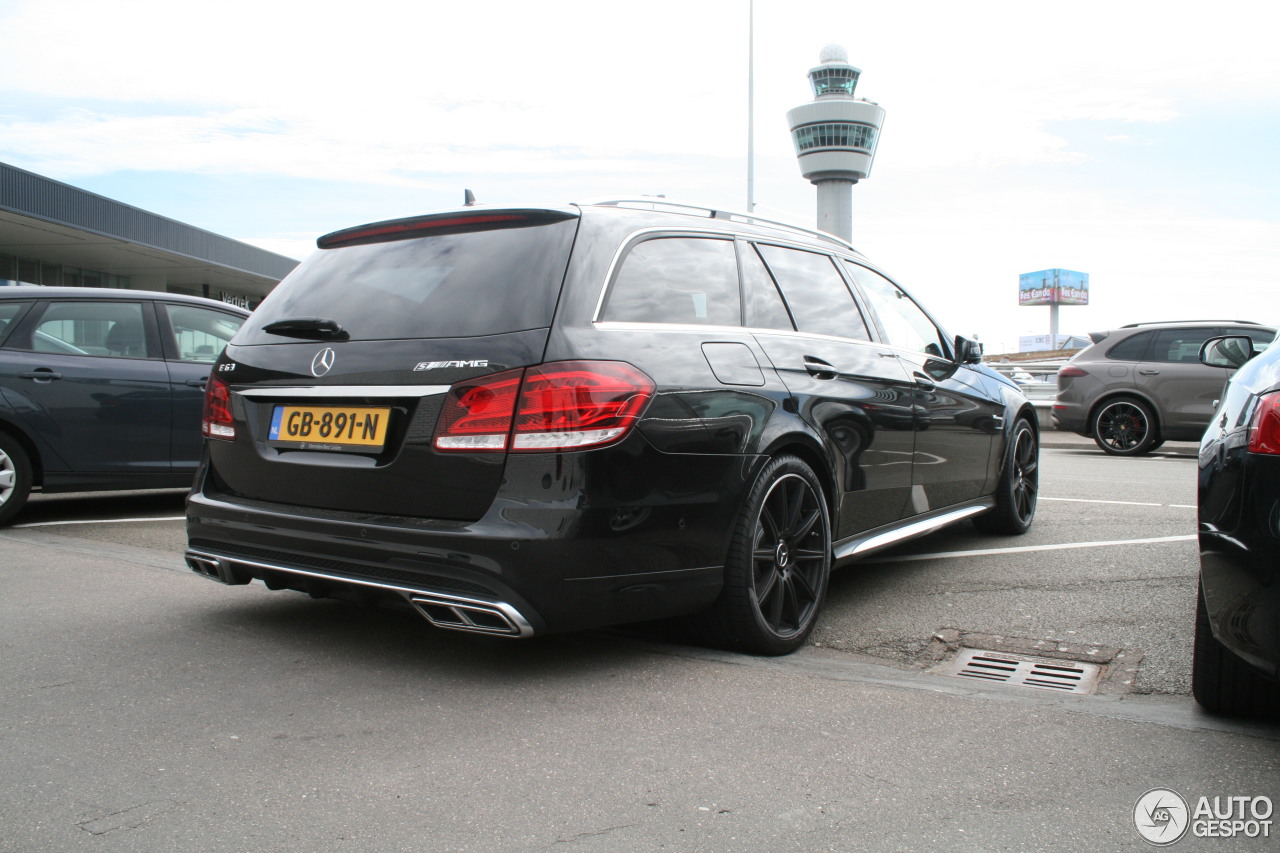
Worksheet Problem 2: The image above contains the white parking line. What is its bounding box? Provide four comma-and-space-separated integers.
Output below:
865, 534, 1197, 564
12, 516, 185, 528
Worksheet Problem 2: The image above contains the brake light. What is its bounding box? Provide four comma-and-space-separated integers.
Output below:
1247, 392, 1280, 455
317, 209, 576, 249
433, 362, 655, 453
434, 369, 524, 451
202, 374, 235, 441
319, 214, 526, 249
1058, 365, 1088, 379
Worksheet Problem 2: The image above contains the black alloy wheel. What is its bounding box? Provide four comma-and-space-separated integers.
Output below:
974, 417, 1038, 534
1093, 397, 1158, 456
697, 455, 832, 655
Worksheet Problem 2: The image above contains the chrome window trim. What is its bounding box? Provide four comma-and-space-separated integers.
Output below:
592, 320, 898, 353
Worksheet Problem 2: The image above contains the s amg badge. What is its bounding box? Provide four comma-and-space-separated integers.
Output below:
311, 347, 336, 377
413, 359, 490, 371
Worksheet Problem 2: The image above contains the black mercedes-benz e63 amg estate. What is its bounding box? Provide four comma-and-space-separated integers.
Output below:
185, 199, 1039, 654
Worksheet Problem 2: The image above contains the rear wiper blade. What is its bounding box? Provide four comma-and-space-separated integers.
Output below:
261, 317, 349, 340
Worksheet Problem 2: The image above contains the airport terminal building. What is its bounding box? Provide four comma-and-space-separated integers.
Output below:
0, 161, 297, 308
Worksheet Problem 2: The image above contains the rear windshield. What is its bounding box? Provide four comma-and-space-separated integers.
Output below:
237, 218, 578, 343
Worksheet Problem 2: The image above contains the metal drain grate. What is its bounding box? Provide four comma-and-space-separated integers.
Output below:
939, 648, 1101, 694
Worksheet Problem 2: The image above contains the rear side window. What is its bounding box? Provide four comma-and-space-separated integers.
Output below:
756, 245, 870, 340
239, 219, 577, 342
0, 301, 31, 346
740, 245, 795, 331
31, 301, 152, 358
1106, 331, 1152, 361
601, 236, 740, 326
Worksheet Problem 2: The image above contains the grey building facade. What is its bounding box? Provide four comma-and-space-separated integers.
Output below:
1, 162, 297, 308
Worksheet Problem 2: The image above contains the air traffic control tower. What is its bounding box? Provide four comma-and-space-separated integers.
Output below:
787, 45, 885, 242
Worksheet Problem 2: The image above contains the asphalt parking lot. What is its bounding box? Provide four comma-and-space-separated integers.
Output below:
4, 432, 1277, 852
6, 431, 1208, 696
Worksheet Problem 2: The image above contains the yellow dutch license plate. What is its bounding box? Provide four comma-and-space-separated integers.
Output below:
268, 405, 391, 451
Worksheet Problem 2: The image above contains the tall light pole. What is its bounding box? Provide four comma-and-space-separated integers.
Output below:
746, 0, 755, 213
786, 44, 885, 242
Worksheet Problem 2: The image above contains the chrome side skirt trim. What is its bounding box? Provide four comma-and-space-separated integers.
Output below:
833, 502, 994, 563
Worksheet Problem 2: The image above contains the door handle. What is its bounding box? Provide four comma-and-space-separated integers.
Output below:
19, 369, 62, 382
185, 377, 209, 389
913, 372, 936, 391
1138, 369, 1161, 375
803, 357, 838, 380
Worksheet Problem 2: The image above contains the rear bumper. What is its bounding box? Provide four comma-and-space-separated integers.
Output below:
185, 451, 749, 636
1198, 456, 1280, 682
1050, 402, 1088, 435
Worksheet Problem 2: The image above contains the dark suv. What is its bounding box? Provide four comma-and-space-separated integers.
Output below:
185, 199, 1039, 654
1054, 321, 1276, 455
1, 286, 248, 524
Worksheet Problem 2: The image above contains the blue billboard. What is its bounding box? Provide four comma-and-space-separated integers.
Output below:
1019, 269, 1089, 306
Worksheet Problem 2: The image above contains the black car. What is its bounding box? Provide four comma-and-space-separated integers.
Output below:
185, 199, 1039, 654
1194, 333, 1280, 717
0, 286, 249, 524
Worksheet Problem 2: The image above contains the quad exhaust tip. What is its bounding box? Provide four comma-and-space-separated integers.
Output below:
409, 594, 533, 638
186, 554, 244, 585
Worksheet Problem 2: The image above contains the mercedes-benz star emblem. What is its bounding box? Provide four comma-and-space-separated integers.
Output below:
310, 347, 336, 377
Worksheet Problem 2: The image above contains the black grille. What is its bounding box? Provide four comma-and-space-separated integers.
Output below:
189, 539, 493, 597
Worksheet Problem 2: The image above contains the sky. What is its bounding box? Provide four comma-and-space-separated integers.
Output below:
1, 0, 1277, 353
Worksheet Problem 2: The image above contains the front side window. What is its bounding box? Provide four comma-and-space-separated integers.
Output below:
31, 301, 152, 358
163, 304, 245, 362
601, 236, 740, 326
1147, 328, 1218, 364
756, 245, 870, 341
844, 263, 947, 356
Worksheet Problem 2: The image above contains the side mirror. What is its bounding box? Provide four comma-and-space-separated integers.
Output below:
1199, 336, 1254, 369
954, 335, 983, 364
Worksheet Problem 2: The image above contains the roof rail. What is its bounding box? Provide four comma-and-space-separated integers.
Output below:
1119, 319, 1266, 328
577, 197, 858, 253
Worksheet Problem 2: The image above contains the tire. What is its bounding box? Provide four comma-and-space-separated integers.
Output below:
696, 455, 832, 655
1092, 397, 1159, 456
0, 431, 33, 526
973, 417, 1038, 535
1192, 579, 1280, 719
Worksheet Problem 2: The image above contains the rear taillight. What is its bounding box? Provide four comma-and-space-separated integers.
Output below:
433, 361, 655, 453
202, 374, 235, 441
1058, 365, 1088, 379
434, 369, 524, 451
1247, 392, 1280, 455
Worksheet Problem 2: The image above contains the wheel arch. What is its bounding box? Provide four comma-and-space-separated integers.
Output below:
0, 418, 43, 487
755, 432, 838, 518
